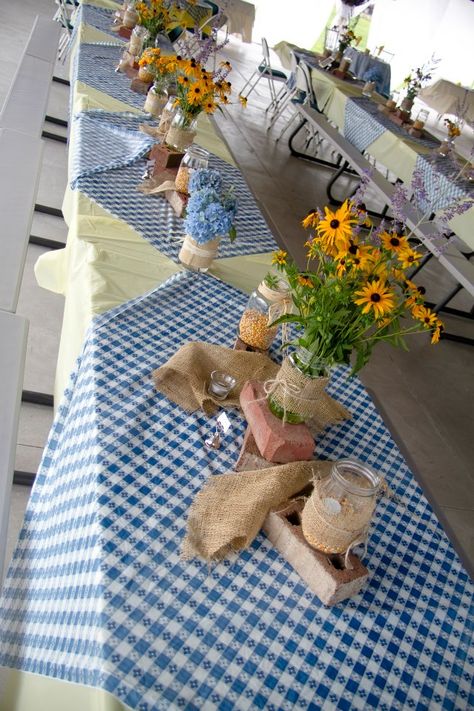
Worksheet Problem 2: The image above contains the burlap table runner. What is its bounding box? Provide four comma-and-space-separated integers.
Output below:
182, 460, 333, 560
152, 342, 280, 414
271, 356, 350, 431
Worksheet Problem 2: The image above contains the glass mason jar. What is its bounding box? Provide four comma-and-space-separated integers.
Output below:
123, 4, 139, 29
129, 25, 148, 57
238, 279, 289, 351
157, 95, 177, 135
268, 346, 331, 424
138, 64, 154, 83
165, 108, 198, 152
301, 459, 382, 555
175, 145, 209, 194
439, 138, 455, 157
362, 80, 376, 97
179, 235, 220, 272
143, 85, 168, 117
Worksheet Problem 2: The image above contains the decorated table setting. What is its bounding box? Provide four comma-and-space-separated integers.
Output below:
35, 0, 278, 404
291, 44, 474, 252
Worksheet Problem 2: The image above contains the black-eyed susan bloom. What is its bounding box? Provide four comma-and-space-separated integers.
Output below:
238, 95, 248, 108
354, 282, 396, 318
272, 250, 287, 266
301, 209, 319, 229
397, 248, 423, 269
317, 200, 357, 251
380, 230, 409, 253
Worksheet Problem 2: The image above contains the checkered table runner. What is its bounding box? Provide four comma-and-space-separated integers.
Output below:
73, 112, 277, 260
70, 111, 156, 188
80, 3, 123, 39
415, 152, 474, 214
75, 43, 146, 110
344, 97, 441, 153
0, 271, 472, 710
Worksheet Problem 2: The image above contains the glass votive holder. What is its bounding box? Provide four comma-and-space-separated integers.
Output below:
362, 81, 375, 97
417, 108, 429, 124
208, 371, 236, 400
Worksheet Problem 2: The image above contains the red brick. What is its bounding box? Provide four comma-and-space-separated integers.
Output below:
239, 380, 315, 463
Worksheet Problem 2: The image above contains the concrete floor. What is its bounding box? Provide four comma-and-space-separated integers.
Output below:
1, 3, 473, 582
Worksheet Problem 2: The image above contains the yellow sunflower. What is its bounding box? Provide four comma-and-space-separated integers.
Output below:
397, 248, 423, 269
272, 250, 287, 266
317, 200, 357, 250
301, 209, 319, 229
297, 275, 314, 288
380, 231, 409, 253
354, 282, 396, 319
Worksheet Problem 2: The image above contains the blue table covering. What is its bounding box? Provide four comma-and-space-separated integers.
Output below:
80, 3, 123, 39
344, 48, 391, 99
0, 272, 472, 710
344, 97, 441, 153
71, 108, 277, 260
415, 152, 474, 214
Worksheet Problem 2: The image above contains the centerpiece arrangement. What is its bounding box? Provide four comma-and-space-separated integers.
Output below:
139, 48, 177, 115
267, 199, 442, 425
179, 168, 237, 271
165, 57, 233, 150
400, 57, 438, 114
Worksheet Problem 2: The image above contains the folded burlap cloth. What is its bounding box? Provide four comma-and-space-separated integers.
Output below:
182, 460, 333, 560
152, 342, 280, 415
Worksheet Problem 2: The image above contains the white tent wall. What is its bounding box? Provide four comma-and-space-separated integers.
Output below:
367, 0, 474, 90
252, 0, 335, 49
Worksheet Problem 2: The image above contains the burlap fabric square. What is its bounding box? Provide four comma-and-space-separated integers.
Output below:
152, 341, 280, 415
182, 460, 333, 560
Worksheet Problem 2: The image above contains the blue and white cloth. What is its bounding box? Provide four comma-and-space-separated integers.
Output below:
72, 111, 277, 261
0, 272, 472, 710
71, 111, 156, 188
344, 97, 440, 153
79, 3, 124, 39
75, 43, 146, 110
415, 152, 474, 214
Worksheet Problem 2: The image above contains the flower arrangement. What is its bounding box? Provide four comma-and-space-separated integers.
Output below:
338, 26, 360, 53
402, 57, 438, 101
136, 0, 170, 38
184, 169, 237, 244
270, 199, 443, 376
173, 57, 232, 127
138, 47, 177, 90
444, 118, 461, 139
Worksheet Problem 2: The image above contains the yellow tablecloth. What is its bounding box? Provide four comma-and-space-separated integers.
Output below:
35, 8, 273, 406
307, 64, 474, 249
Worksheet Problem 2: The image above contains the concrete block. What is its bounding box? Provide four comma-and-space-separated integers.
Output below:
118, 26, 132, 40
240, 380, 315, 464
149, 143, 184, 170
263, 499, 369, 605
130, 77, 151, 95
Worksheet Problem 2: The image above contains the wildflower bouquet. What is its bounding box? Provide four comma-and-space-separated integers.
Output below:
444, 118, 461, 139
402, 58, 438, 101
136, 0, 171, 38
184, 169, 237, 244
338, 26, 359, 53
271, 199, 442, 376
173, 57, 232, 127
138, 47, 177, 89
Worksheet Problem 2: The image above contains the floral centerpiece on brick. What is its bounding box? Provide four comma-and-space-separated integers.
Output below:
401, 57, 438, 112
179, 169, 237, 271
266, 198, 442, 424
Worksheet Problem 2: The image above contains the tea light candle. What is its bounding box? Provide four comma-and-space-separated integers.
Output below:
208, 371, 236, 400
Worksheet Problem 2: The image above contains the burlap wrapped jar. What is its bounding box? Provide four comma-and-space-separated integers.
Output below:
301, 459, 381, 556
143, 87, 168, 117
179, 235, 220, 272
138, 65, 154, 83
165, 109, 197, 152
268, 349, 350, 429
123, 6, 138, 29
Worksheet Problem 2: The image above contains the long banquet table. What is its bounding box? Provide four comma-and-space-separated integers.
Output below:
35, 0, 276, 405
0, 3, 473, 710
295, 59, 474, 253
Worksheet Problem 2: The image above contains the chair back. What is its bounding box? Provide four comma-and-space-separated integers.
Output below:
298, 61, 318, 110
379, 49, 395, 64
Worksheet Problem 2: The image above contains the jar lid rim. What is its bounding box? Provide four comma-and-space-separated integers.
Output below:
331, 458, 382, 496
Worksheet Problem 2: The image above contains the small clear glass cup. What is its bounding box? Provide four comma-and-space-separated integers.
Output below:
208, 371, 236, 400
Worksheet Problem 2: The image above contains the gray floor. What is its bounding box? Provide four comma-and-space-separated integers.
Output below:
1, 4, 473, 583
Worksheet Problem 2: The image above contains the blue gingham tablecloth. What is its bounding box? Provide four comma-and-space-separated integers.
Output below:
343, 49, 391, 99
72, 110, 278, 261
0, 272, 472, 710
71, 110, 156, 188
344, 97, 441, 154
79, 3, 124, 39
415, 152, 474, 214
74, 42, 147, 110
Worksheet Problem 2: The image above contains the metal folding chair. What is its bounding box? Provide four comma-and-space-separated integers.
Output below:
239, 38, 288, 112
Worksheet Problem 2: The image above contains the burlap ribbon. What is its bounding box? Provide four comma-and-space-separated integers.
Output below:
182, 460, 333, 560
270, 356, 350, 431
152, 342, 280, 415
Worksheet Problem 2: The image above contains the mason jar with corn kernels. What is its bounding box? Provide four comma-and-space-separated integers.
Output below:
238, 278, 290, 351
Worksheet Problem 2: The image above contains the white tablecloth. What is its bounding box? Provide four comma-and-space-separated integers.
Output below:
223, 0, 255, 43
419, 79, 474, 122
